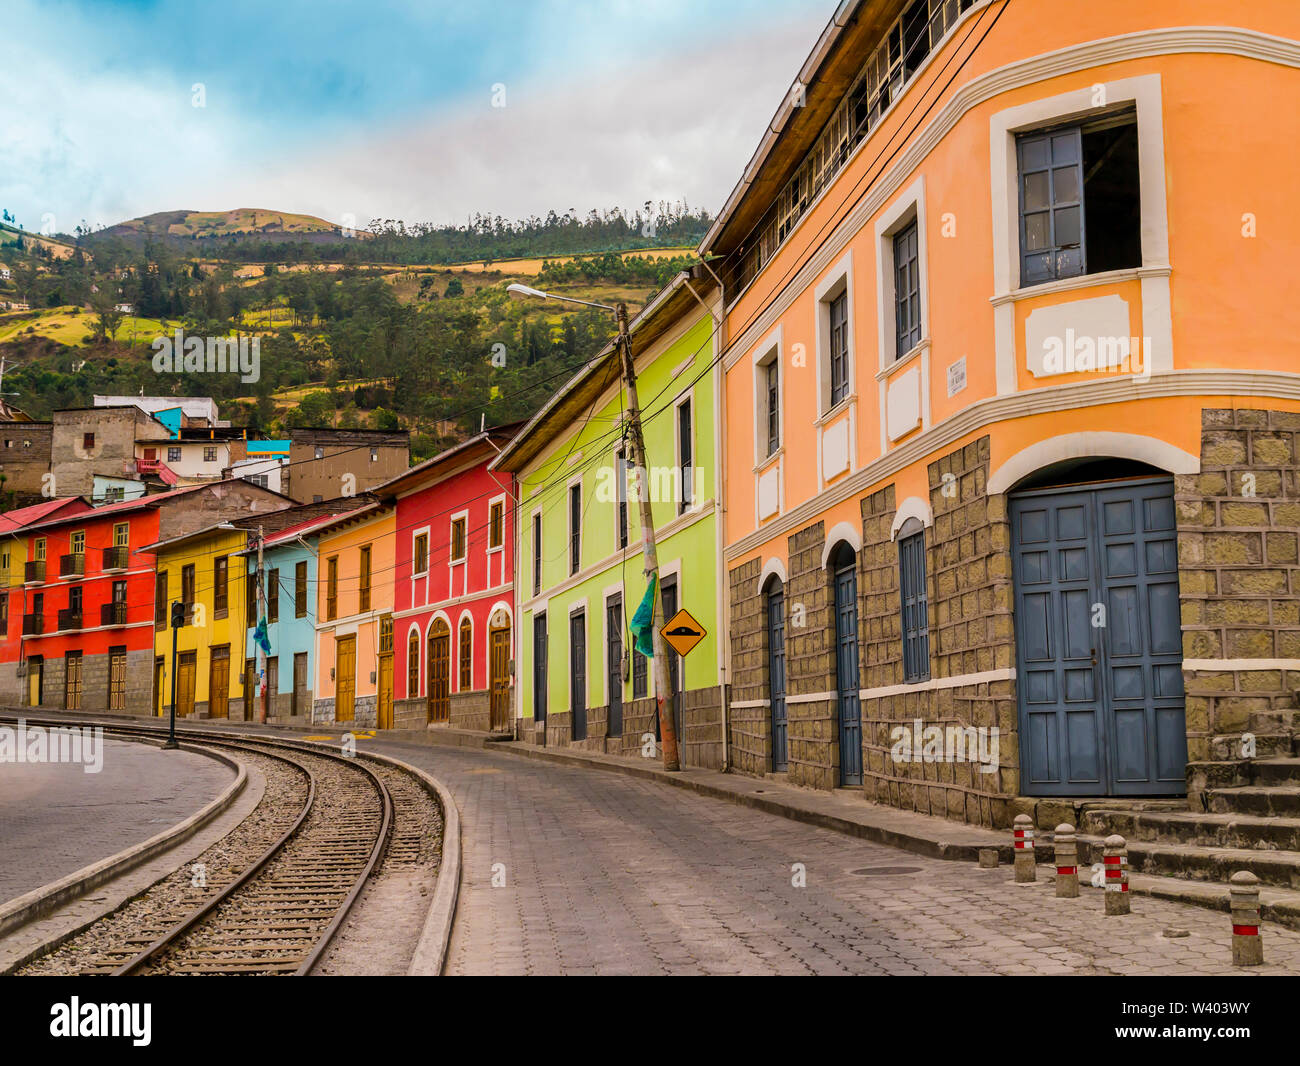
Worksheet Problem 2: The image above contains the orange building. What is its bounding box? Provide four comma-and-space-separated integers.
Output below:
709, 0, 1300, 844
312, 503, 397, 728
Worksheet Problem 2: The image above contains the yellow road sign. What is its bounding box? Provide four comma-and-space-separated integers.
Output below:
661, 608, 707, 657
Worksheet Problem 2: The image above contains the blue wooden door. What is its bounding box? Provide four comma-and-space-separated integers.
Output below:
833, 554, 862, 786
767, 583, 788, 772
1011, 477, 1185, 795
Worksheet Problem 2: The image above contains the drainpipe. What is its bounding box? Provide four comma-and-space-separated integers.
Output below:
684, 270, 730, 772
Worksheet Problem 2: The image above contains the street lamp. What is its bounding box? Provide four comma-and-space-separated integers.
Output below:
509, 282, 682, 772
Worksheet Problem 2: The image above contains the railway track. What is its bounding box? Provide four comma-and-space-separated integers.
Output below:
5, 720, 401, 976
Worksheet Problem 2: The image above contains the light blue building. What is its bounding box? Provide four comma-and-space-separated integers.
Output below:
238, 514, 331, 723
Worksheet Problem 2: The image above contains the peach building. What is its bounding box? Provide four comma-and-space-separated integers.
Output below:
707, 0, 1300, 859
312, 503, 397, 727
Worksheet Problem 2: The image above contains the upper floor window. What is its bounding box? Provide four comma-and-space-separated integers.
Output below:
181, 563, 195, 608
450, 518, 467, 563
532, 512, 542, 595
893, 221, 922, 358
168, 447, 181, 463
83, 433, 95, 450
70, 530, 85, 555
314, 446, 324, 459
113, 522, 129, 548
614, 448, 629, 550
326, 556, 338, 620
155, 571, 168, 629
413, 533, 428, 575
34, 537, 46, 561
1017, 111, 1139, 286
359, 546, 372, 612
203, 446, 218, 463
213, 556, 228, 616
677, 399, 693, 514
370, 447, 378, 462
568, 483, 582, 575
295, 561, 308, 618
267, 568, 280, 623
488, 501, 504, 550
829, 290, 850, 407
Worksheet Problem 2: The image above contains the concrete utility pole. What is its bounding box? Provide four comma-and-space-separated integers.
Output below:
256, 526, 269, 724
613, 303, 680, 772
506, 283, 681, 771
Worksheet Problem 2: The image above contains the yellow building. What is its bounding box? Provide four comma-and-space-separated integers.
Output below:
143, 523, 253, 720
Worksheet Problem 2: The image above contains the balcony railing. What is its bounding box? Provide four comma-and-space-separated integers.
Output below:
59, 553, 85, 578
56, 608, 83, 631
24, 560, 45, 583
102, 545, 130, 570
136, 457, 162, 474
22, 613, 43, 635
101, 601, 128, 627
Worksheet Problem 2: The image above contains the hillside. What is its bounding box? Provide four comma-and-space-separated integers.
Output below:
93, 208, 361, 249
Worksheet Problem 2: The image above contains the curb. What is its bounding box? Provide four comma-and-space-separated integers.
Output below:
493, 741, 1007, 863
0, 736, 247, 945
0, 713, 462, 975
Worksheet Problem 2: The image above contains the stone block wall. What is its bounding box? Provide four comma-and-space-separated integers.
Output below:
1178, 408, 1300, 760
449, 689, 490, 732
394, 696, 425, 731
857, 438, 1018, 828
784, 521, 838, 790
727, 557, 771, 777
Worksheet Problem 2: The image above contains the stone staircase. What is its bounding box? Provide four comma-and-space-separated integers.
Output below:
1077, 710, 1300, 926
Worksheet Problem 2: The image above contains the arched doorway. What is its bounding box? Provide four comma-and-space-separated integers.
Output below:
829, 541, 861, 786
1008, 459, 1186, 795
489, 608, 511, 732
764, 575, 788, 773
427, 618, 449, 725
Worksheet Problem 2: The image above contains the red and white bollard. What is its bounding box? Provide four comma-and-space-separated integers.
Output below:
1054, 823, 1079, 898
1103, 834, 1130, 915
1230, 870, 1263, 966
1013, 813, 1036, 883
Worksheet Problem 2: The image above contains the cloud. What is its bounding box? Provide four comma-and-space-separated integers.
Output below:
0, 0, 825, 231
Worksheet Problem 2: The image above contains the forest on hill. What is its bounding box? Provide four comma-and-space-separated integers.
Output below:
0, 211, 705, 461
74, 202, 712, 266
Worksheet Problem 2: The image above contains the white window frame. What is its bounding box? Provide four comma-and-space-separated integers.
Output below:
988, 73, 1172, 395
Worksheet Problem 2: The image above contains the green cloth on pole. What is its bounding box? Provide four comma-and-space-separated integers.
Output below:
629, 573, 657, 658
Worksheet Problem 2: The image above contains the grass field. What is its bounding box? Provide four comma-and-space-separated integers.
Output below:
0, 306, 179, 347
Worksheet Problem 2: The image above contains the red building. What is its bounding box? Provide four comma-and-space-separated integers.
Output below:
4, 480, 287, 712
378, 426, 519, 733
0, 497, 93, 704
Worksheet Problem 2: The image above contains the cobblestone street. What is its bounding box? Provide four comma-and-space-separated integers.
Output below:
361, 740, 1300, 976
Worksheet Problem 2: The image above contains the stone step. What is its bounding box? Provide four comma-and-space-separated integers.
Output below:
1080, 807, 1300, 850
1253, 757, 1300, 787
1209, 732, 1294, 761
1044, 863, 1300, 932
1247, 709, 1300, 734
1076, 836, 1300, 893
1207, 785, 1300, 817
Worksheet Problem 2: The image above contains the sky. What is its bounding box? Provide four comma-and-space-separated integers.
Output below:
2, 0, 830, 235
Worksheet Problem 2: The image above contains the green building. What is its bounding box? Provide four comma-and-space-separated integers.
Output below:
493, 268, 726, 767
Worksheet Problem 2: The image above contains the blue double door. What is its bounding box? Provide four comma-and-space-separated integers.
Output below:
1010, 477, 1186, 796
